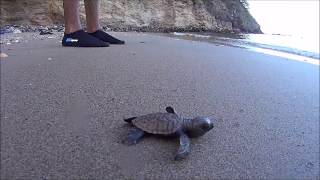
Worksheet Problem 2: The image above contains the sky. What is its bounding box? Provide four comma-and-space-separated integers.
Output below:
248, 0, 320, 39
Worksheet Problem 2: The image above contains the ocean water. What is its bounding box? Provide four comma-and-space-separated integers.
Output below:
168, 32, 320, 64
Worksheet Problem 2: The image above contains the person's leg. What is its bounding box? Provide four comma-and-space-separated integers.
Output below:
62, 0, 108, 47
63, 0, 82, 34
84, 0, 125, 44
84, 0, 100, 33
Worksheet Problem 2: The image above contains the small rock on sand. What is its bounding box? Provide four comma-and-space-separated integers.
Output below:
0, 53, 8, 58
13, 29, 22, 34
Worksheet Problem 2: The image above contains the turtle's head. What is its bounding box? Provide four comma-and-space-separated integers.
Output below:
185, 117, 214, 138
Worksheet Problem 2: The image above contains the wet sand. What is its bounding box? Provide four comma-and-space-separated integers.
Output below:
1, 32, 319, 179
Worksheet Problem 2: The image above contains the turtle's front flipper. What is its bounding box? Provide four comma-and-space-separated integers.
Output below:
174, 131, 190, 160
123, 128, 145, 145
124, 117, 137, 123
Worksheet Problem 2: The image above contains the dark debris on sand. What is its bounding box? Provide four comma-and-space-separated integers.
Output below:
0, 25, 65, 35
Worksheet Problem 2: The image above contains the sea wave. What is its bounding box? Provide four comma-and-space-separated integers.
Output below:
169, 32, 320, 60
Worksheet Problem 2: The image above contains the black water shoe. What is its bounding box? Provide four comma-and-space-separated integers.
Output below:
62, 30, 109, 47
89, 30, 125, 44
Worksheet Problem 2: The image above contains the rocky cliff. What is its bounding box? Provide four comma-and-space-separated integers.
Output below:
0, 0, 261, 33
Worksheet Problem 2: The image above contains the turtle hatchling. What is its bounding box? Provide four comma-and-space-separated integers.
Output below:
123, 106, 214, 160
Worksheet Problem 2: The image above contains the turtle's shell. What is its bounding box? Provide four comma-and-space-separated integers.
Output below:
132, 113, 182, 134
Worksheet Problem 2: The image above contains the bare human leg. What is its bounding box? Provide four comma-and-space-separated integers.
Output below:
84, 0, 100, 33
84, 0, 125, 44
62, 0, 122, 46
63, 0, 82, 34
62, 0, 108, 47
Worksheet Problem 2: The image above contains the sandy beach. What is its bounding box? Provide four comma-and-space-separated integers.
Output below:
1, 32, 319, 179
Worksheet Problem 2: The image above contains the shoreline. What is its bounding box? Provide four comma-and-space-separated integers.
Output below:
1, 31, 319, 66
1, 24, 317, 58
160, 32, 320, 62
1, 30, 319, 66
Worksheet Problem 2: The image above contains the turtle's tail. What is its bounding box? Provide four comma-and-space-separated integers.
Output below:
124, 117, 137, 123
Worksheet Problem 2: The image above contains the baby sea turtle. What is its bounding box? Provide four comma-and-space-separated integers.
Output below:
123, 106, 214, 160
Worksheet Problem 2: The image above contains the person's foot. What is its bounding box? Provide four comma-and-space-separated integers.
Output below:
89, 30, 125, 44
62, 30, 109, 47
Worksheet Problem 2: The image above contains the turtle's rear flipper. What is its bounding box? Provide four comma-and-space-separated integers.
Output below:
174, 132, 190, 160
124, 117, 137, 123
122, 128, 145, 145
